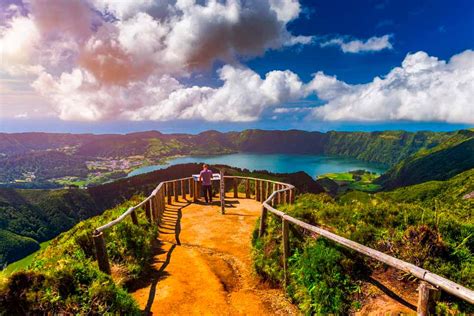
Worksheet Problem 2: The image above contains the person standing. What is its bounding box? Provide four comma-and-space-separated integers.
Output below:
199, 164, 213, 204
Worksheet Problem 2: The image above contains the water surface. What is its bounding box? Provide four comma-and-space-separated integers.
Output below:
128, 153, 388, 178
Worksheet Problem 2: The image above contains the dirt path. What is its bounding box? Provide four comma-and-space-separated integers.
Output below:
131, 194, 299, 315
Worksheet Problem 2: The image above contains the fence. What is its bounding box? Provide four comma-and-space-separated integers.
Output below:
93, 174, 474, 315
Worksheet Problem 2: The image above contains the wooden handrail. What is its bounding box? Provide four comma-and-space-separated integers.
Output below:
91, 174, 474, 311
246, 177, 474, 308
95, 177, 193, 233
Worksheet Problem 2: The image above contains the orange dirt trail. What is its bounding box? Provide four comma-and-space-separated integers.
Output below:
131, 194, 299, 315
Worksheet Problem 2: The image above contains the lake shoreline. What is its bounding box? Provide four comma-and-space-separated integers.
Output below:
127, 153, 389, 179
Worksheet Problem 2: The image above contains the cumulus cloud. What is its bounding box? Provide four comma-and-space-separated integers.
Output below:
310, 50, 474, 124
33, 65, 306, 121
321, 34, 393, 53
1, 0, 315, 120
0, 14, 42, 75
1, 1, 472, 125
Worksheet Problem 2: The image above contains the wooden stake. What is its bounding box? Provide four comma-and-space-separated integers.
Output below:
282, 218, 290, 287
173, 181, 178, 202
130, 209, 138, 225
167, 182, 172, 205
262, 181, 267, 202
417, 281, 439, 316
145, 199, 152, 222
256, 180, 261, 201
93, 231, 111, 275
259, 206, 267, 237
189, 178, 194, 198
220, 170, 225, 214
245, 179, 250, 198
233, 178, 238, 198
181, 179, 186, 199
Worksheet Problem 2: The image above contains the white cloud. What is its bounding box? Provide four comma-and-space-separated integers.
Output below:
310, 50, 474, 124
0, 15, 42, 75
321, 34, 393, 53
33, 65, 306, 122
1, 1, 472, 126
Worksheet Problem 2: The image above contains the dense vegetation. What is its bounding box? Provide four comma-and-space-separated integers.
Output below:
0, 197, 156, 314
252, 169, 474, 314
324, 130, 451, 165
317, 169, 381, 194
0, 151, 88, 182
0, 129, 458, 187
377, 130, 474, 189
0, 230, 39, 266
0, 189, 100, 266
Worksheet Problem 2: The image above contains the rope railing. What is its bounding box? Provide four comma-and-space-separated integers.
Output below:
91, 173, 473, 315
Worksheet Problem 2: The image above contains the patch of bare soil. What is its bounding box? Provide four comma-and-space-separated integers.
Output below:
130, 193, 422, 315
131, 194, 299, 315
355, 268, 418, 316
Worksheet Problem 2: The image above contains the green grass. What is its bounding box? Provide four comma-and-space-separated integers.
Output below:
252, 169, 474, 314
318, 170, 382, 193
1, 240, 51, 277
0, 196, 156, 314
318, 172, 354, 181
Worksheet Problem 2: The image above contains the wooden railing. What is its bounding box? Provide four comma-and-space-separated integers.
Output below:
93, 174, 473, 315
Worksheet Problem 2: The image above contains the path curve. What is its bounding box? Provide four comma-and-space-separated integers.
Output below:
131, 194, 298, 315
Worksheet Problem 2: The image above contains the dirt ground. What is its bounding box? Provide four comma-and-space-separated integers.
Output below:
131, 193, 419, 315
131, 194, 298, 315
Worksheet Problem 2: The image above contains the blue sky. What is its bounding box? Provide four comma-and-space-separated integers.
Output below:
0, 0, 473, 134
250, 0, 474, 83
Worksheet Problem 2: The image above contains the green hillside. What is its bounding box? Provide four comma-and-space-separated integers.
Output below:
0, 129, 456, 188
324, 130, 452, 165
0, 189, 100, 266
0, 230, 39, 266
252, 168, 474, 314
0, 197, 154, 314
377, 130, 474, 189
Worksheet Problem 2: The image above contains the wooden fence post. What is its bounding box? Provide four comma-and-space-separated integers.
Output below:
283, 189, 288, 205
256, 180, 261, 201
197, 181, 202, 201
233, 178, 238, 198
265, 181, 270, 201
130, 209, 138, 225
259, 206, 267, 237
417, 281, 439, 316
220, 170, 225, 214
289, 188, 294, 204
181, 179, 186, 199
93, 231, 111, 275
145, 199, 152, 222
152, 192, 160, 224
173, 181, 178, 202
189, 178, 194, 198
157, 191, 163, 224
282, 218, 290, 287
245, 179, 250, 198
262, 181, 267, 202
167, 182, 172, 204
193, 180, 198, 203
276, 185, 281, 205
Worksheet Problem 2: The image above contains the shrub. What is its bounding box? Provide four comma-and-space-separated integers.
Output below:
0, 196, 155, 314
287, 239, 355, 315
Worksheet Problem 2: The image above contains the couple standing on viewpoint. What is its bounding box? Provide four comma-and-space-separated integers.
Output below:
199, 164, 213, 204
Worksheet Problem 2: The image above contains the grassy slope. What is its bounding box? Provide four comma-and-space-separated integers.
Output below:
324, 130, 451, 165
0, 188, 100, 266
0, 197, 155, 314
377, 130, 474, 189
0, 240, 50, 276
252, 169, 474, 314
318, 170, 381, 192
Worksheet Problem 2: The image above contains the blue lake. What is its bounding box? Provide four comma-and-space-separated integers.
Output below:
128, 153, 388, 179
